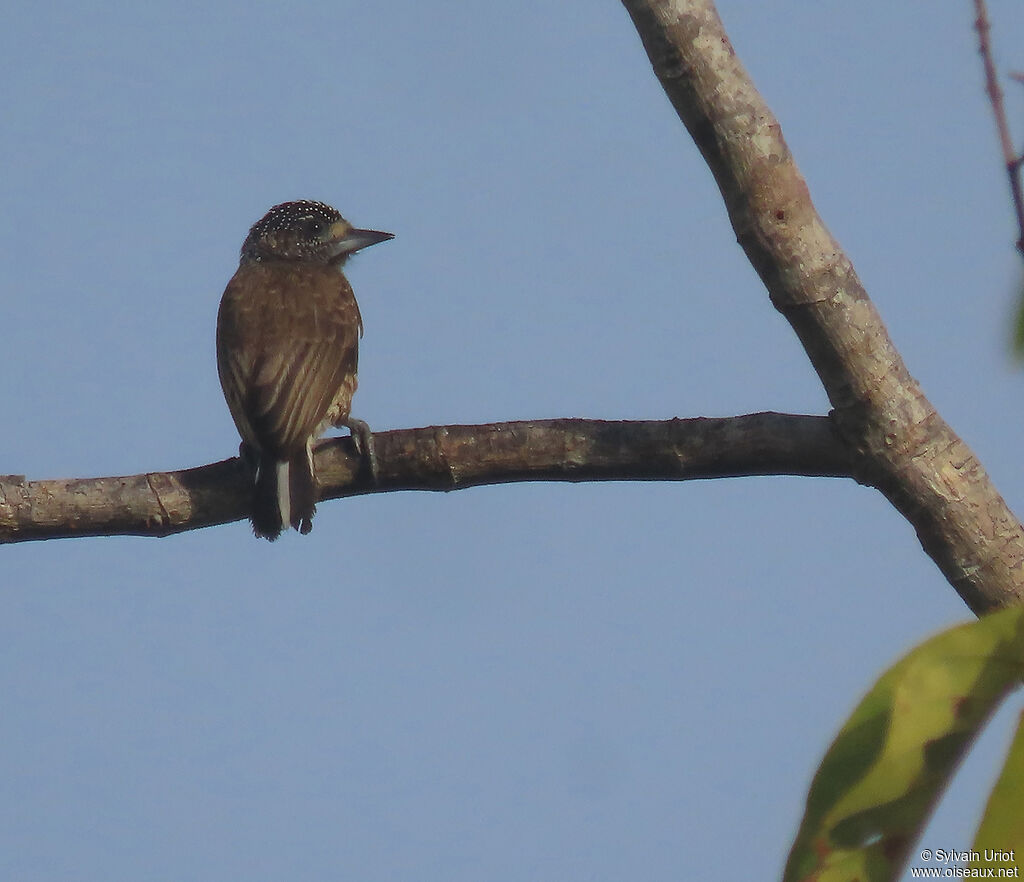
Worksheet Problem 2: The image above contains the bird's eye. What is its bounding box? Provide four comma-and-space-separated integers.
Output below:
300, 216, 326, 237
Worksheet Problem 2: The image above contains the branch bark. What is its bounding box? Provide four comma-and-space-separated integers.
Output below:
621, 0, 1024, 613
0, 413, 851, 543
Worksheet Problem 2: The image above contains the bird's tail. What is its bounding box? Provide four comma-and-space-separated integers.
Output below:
288, 446, 317, 535
251, 448, 317, 540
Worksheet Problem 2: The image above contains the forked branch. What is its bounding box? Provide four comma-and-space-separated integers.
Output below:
621, 0, 1024, 612
7, 1, 1024, 616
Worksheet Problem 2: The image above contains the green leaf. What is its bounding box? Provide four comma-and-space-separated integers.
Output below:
783, 607, 1024, 882
970, 708, 1024, 872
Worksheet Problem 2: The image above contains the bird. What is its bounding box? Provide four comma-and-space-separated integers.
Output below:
216, 200, 393, 540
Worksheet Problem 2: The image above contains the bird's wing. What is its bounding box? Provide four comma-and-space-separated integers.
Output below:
216, 263, 361, 457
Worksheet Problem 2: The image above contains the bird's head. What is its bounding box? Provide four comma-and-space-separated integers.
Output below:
240, 200, 393, 265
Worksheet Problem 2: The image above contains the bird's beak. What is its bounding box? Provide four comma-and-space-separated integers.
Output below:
326, 222, 394, 260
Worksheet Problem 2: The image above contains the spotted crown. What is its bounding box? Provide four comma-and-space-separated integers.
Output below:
241, 200, 346, 263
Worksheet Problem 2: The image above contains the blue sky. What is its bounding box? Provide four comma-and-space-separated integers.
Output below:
3, 2, 1023, 879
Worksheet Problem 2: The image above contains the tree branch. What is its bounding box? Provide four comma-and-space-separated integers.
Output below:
621, 0, 1024, 613
0, 414, 850, 543
974, 0, 1024, 257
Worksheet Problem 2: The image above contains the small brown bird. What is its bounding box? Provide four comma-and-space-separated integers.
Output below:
216, 200, 393, 540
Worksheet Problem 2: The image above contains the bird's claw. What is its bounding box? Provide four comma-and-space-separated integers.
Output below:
238, 441, 259, 475
344, 418, 378, 484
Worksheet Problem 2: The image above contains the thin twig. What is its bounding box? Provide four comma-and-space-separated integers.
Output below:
975, 0, 1024, 256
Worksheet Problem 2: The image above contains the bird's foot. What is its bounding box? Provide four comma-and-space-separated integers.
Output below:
238, 441, 259, 476
343, 418, 378, 484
